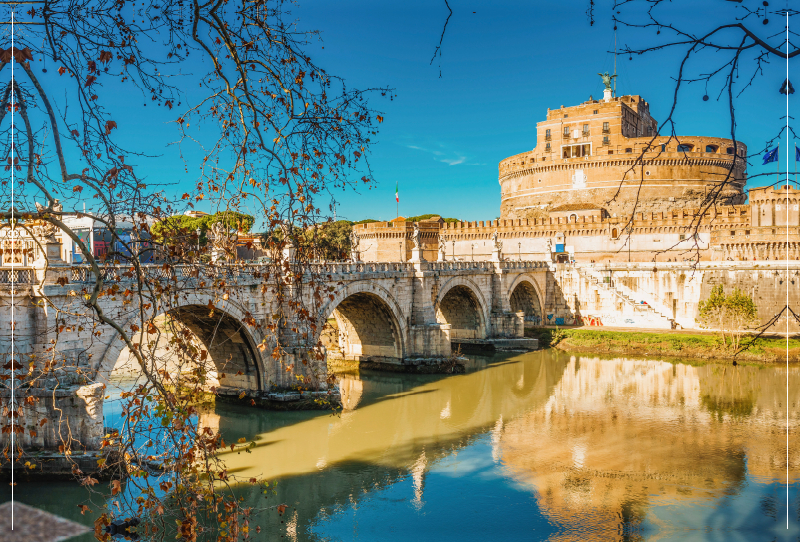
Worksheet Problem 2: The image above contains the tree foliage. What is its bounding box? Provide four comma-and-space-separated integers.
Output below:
698, 285, 758, 351
307, 220, 353, 261
150, 211, 255, 245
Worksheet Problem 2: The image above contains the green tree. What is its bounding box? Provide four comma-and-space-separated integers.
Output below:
151, 212, 255, 246
698, 285, 758, 351
698, 285, 729, 346
306, 220, 353, 260
725, 288, 758, 352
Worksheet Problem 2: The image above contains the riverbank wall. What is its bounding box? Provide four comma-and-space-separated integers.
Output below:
544, 261, 800, 333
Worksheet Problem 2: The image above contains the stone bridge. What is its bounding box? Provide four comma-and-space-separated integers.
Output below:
0, 259, 547, 450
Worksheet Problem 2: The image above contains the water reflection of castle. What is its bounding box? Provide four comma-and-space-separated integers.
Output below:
497, 356, 799, 541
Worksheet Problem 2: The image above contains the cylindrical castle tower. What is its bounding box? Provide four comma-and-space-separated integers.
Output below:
499, 94, 747, 219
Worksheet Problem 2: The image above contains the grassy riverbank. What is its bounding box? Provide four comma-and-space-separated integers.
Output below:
525, 328, 800, 364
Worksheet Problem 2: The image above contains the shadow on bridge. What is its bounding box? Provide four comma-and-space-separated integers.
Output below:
108, 304, 264, 392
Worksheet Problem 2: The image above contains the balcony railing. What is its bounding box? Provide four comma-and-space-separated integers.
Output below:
0, 268, 35, 284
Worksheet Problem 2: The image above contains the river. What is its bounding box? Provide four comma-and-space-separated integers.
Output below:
3, 350, 799, 541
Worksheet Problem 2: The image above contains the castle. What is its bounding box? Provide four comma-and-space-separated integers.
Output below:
356, 86, 799, 263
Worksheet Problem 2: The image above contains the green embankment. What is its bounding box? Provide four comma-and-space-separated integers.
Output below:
524, 328, 800, 364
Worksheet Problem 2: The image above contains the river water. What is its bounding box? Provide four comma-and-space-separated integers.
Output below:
3, 350, 800, 541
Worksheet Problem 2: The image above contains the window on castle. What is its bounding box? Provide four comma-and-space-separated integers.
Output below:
625, 148, 632, 153
545, 129, 551, 140
562, 144, 591, 158
730, 231, 736, 236
677, 144, 694, 152
564, 114, 568, 118
563, 126, 570, 136
603, 136, 609, 145
706, 145, 719, 153
602, 122, 610, 133
593, 110, 599, 114
726, 147, 735, 154
546, 143, 551, 151
583, 124, 589, 134
661, 144, 667, 152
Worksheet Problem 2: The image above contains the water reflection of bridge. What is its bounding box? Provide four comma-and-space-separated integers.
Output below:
205, 353, 799, 541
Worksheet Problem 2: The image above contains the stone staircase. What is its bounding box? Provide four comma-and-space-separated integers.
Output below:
576, 266, 675, 329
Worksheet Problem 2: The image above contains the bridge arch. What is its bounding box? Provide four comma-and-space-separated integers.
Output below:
507, 274, 544, 326
436, 277, 489, 339
95, 293, 269, 390
318, 282, 407, 363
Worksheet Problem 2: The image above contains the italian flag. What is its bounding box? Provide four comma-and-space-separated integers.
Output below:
395, 181, 399, 202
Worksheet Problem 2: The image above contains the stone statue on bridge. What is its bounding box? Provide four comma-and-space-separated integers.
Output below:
491, 230, 503, 262
350, 229, 360, 262
491, 230, 503, 252
210, 222, 238, 262
438, 235, 446, 262
412, 223, 421, 249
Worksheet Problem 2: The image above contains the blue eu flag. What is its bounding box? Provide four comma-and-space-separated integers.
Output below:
763, 147, 779, 165
796, 145, 800, 162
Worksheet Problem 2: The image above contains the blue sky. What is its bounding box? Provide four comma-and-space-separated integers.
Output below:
52, 0, 795, 223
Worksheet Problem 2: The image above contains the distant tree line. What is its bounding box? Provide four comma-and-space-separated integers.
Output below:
150, 211, 255, 246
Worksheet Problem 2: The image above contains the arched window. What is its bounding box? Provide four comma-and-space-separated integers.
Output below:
569, 214, 578, 223
611, 228, 618, 238
705, 145, 719, 153
677, 144, 694, 152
